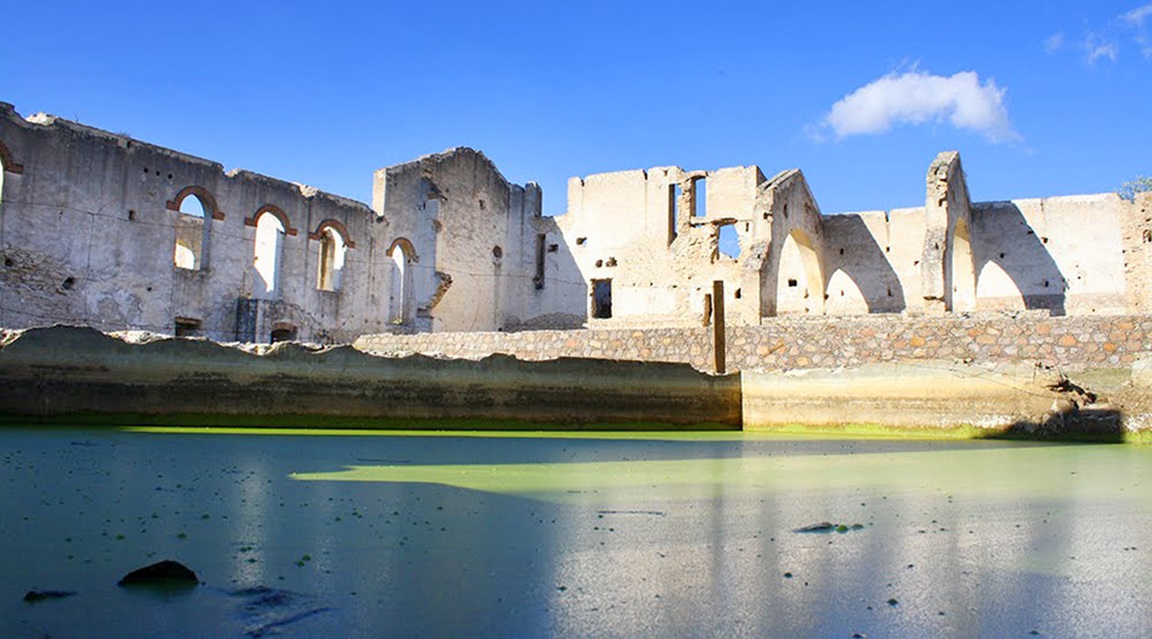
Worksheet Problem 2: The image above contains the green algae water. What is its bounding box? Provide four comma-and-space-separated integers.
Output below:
2, 428, 1150, 637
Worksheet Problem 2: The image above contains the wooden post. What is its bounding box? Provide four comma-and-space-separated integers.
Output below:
712, 280, 726, 375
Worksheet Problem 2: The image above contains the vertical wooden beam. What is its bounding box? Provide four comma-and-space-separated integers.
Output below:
713, 280, 726, 374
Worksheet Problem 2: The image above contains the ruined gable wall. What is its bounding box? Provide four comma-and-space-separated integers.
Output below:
753, 170, 828, 318
375, 148, 581, 332
0, 104, 383, 342
555, 166, 762, 328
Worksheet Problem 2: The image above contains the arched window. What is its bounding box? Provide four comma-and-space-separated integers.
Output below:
388, 238, 415, 324
173, 194, 207, 270
253, 210, 287, 299
167, 186, 222, 271
311, 220, 353, 292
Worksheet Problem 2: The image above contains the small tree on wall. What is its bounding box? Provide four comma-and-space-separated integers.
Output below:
1119, 176, 1152, 202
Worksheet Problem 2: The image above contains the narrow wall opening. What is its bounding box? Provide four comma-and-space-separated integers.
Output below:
389, 240, 414, 325
317, 227, 347, 292
174, 195, 207, 270
591, 279, 612, 319
668, 184, 681, 243
693, 177, 707, 218
253, 212, 285, 300
534, 233, 546, 289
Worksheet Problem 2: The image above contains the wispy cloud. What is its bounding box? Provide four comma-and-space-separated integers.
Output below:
1055, 5, 1152, 65
1084, 32, 1120, 64
1121, 3, 1152, 58
1121, 3, 1152, 26
819, 71, 1018, 143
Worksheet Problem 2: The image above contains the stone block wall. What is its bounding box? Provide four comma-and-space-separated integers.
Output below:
355, 313, 1152, 374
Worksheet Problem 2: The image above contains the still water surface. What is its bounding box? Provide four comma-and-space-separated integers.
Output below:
1, 427, 1150, 637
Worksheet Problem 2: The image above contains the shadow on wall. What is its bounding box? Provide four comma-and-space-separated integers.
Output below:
503, 216, 587, 332
972, 203, 1067, 316
976, 407, 1125, 443
823, 215, 906, 313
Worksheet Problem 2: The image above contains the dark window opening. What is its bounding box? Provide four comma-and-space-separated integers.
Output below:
534, 233, 546, 290
787, 278, 798, 287
734, 288, 741, 299
668, 183, 681, 243
693, 178, 707, 217
270, 326, 297, 343
492, 245, 503, 259
592, 279, 612, 319
174, 317, 201, 338
576, 237, 587, 245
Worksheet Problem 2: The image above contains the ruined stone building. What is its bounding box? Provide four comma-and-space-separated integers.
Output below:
1, 101, 1149, 343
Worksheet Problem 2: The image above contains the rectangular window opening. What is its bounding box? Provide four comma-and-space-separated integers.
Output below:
534, 233, 546, 289
668, 184, 681, 243
592, 279, 613, 319
693, 177, 707, 217
174, 317, 202, 338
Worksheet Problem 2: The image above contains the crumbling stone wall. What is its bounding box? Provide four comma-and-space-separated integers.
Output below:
0, 103, 388, 343
2, 101, 1148, 344
373, 148, 581, 333
355, 314, 1152, 375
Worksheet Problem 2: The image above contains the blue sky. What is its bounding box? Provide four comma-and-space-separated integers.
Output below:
2, 1, 1149, 215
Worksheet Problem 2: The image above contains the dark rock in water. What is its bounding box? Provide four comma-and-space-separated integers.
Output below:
793, 521, 867, 533
118, 560, 199, 588
23, 590, 77, 603
793, 522, 836, 533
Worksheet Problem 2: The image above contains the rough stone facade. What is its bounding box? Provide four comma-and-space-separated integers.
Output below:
355, 313, 1152, 375
2, 101, 1151, 346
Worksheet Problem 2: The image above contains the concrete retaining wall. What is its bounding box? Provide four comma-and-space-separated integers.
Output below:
0, 326, 740, 428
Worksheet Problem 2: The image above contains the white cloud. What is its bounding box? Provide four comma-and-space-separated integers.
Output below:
1121, 3, 1152, 26
822, 71, 1018, 143
1044, 32, 1065, 54
1084, 33, 1120, 64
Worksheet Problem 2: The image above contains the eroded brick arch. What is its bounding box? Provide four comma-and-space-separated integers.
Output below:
244, 204, 298, 236
387, 237, 417, 262
0, 139, 24, 174
166, 185, 225, 220
309, 218, 356, 248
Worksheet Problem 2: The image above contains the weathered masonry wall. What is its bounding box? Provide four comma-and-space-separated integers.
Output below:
356, 313, 1152, 374
0, 103, 386, 343
0, 104, 553, 342
3, 100, 1151, 342
555, 151, 1151, 328
373, 149, 582, 333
